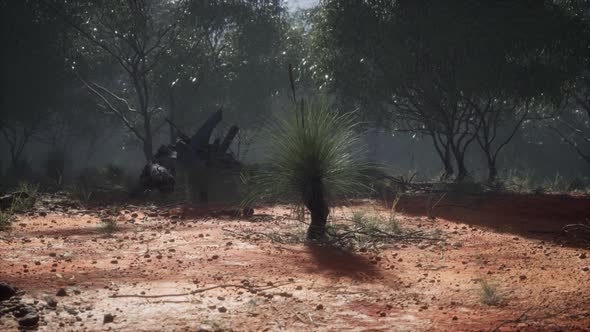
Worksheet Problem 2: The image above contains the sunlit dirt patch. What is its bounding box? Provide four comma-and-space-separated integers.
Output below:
1, 197, 589, 331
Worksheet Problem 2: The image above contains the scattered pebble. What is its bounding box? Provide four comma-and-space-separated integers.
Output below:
56, 288, 68, 297
103, 313, 115, 324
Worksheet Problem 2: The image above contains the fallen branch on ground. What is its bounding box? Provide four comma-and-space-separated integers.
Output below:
327, 229, 442, 246
222, 227, 288, 243
110, 282, 294, 299
491, 309, 533, 332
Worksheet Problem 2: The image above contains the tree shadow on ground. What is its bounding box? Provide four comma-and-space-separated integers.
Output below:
303, 243, 385, 282
395, 193, 590, 248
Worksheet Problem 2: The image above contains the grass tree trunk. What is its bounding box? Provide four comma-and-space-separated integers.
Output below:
304, 176, 330, 240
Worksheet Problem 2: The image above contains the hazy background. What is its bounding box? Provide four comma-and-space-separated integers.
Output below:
1, 0, 589, 191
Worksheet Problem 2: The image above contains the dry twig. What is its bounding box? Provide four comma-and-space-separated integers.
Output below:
110, 282, 294, 299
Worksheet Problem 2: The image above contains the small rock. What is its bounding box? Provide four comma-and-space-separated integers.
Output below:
44, 296, 58, 308
452, 316, 458, 321
579, 253, 587, 259
103, 313, 115, 324
39, 211, 47, 217
316, 304, 324, 310
18, 311, 39, 327
519, 275, 527, 281
56, 288, 68, 297
15, 305, 40, 328
218, 306, 227, 313
0, 282, 17, 300
582, 267, 589, 272
66, 307, 79, 315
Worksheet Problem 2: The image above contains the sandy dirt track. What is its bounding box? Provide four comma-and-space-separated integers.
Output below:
1, 194, 589, 331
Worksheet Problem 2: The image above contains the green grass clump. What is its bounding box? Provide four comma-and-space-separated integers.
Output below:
480, 280, 503, 306
99, 217, 119, 237
351, 211, 402, 235
10, 182, 38, 212
0, 210, 15, 231
71, 184, 93, 205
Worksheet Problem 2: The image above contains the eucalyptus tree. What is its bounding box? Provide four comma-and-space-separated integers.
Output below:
549, 1, 590, 164
313, 0, 584, 182
156, 0, 291, 140
44, 0, 188, 161
0, 0, 71, 174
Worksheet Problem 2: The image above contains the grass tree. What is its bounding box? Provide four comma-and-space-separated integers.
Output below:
246, 99, 369, 240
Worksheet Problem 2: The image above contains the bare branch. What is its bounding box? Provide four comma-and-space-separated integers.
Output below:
80, 78, 145, 143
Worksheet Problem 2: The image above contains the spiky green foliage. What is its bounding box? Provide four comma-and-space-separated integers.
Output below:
480, 280, 503, 306
0, 210, 15, 231
98, 206, 120, 237
99, 217, 119, 237
11, 182, 38, 212
245, 99, 370, 208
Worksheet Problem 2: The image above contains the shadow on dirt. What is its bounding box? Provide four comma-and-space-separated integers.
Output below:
303, 244, 383, 281
395, 193, 590, 248
23, 226, 129, 238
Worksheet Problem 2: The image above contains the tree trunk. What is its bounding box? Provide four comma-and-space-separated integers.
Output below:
142, 109, 153, 161
486, 150, 498, 184
304, 177, 329, 240
169, 85, 177, 144
487, 163, 497, 184
430, 133, 454, 180
480, 143, 498, 184
142, 137, 152, 162
454, 151, 468, 182
442, 157, 454, 180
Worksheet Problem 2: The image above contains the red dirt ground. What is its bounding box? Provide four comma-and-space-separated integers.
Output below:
1, 194, 589, 331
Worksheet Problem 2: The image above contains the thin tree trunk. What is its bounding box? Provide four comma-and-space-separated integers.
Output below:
169, 85, 177, 144
488, 162, 497, 184
442, 148, 454, 179
453, 148, 468, 182
430, 132, 454, 179
142, 117, 153, 161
